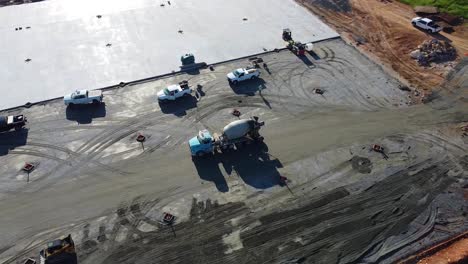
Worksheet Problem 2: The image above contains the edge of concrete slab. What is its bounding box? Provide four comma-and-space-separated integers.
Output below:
1, 36, 341, 113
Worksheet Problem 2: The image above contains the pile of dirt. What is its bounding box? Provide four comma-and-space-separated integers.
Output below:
411, 39, 457, 66
414, 6, 439, 14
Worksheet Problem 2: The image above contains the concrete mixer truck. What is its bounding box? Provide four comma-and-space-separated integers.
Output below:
188, 117, 265, 157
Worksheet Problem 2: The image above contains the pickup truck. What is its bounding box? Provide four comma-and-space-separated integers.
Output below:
411, 17, 442, 33
227, 68, 260, 85
64, 90, 103, 106
0, 114, 27, 132
157, 81, 192, 103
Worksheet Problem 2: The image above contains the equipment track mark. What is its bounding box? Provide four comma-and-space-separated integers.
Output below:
8, 150, 71, 165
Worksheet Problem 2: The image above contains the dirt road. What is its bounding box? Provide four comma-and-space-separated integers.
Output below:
0, 40, 467, 263
298, 0, 468, 92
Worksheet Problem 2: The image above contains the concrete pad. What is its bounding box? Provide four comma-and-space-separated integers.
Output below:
0, 0, 338, 109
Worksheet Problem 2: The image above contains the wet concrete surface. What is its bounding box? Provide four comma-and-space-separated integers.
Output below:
0, 39, 467, 264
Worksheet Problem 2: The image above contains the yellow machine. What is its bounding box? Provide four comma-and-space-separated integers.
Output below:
39, 235, 77, 264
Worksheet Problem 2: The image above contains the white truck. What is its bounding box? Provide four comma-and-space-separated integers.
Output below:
411, 17, 442, 33
63, 90, 103, 106
227, 68, 260, 85
157, 80, 192, 103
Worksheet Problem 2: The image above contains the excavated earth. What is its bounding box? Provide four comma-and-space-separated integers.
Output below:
297, 0, 468, 95
0, 39, 467, 264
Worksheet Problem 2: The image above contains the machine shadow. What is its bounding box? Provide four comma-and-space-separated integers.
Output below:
298, 54, 314, 66
159, 96, 198, 117
221, 142, 283, 189
308, 50, 321, 60
65, 103, 106, 124
193, 142, 283, 191
0, 128, 29, 156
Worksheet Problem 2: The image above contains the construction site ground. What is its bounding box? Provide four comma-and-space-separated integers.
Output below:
298, 0, 468, 96
0, 38, 467, 263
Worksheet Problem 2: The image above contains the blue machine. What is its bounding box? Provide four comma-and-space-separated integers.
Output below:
189, 129, 214, 156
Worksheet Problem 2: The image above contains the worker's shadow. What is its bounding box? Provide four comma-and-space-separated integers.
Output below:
221, 142, 283, 189
159, 96, 198, 117
0, 128, 28, 156
229, 78, 267, 96
65, 103, 106, 124
193, 155, 229, 192
258, 86, 271, 109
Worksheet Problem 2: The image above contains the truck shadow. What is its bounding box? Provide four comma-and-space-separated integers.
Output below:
159, 96, 198, 117
229, 78, 266, 96
221, 142, 283, 189
413, 27, 453, 42
0, 129, 28, 156
66, 103, 106, 124
193, 142, 283, 191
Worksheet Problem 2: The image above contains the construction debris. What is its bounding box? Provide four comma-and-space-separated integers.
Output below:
437, 13, 463, 26
248, 57, 264, 68
411, 39, 456, 66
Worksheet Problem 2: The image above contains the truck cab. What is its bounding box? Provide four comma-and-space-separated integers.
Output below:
189, 129, 214, 156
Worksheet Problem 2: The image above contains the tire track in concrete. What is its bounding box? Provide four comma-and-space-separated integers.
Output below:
8, 150, 71, 165
24, 142, 127, 174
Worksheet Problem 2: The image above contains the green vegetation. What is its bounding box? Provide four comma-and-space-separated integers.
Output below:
399, 0, 468, 18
